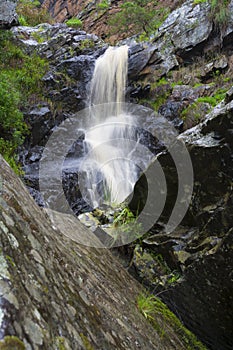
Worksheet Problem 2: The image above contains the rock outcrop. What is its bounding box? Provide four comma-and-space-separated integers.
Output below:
129, 89, 233, 350
0, 0, 18, 28
41, 0, 182, 42
0, 155, 201, 349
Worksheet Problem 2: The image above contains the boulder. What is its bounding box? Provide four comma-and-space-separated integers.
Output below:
0, 0, 18, 28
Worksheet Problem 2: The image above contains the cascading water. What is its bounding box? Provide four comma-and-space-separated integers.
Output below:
80, 45, 140, 208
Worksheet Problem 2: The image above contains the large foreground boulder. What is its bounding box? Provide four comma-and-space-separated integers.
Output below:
0, 155, 201, 349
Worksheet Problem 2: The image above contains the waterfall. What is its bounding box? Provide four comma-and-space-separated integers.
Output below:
80, 45, 140, 208
89, 46, 128, 118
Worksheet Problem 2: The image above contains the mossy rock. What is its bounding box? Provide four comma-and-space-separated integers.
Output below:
0, 336, 25, 350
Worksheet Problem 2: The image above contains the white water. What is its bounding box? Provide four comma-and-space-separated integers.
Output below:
81, 45, 140, 208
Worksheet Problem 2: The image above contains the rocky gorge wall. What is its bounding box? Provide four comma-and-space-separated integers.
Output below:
1, 0, 233, 349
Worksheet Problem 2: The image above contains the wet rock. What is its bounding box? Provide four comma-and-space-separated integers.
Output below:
24, 104, 59, 146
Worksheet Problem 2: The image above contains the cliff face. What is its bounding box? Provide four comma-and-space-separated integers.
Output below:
130, 90, 233, 350
41, 0, 183, 42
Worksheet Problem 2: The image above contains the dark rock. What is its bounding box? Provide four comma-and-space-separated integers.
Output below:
157, 84, 213, 131
127, 83, 151, 99
130, 93, 233, 350
163, 229, 233, 350
201, 55, 228, 82
57, 55, 95, 85
128, 43, 156, 80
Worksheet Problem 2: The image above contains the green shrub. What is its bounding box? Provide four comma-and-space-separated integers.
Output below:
108, 0, 169, 40
66, 18, 83, 29
97, 0, 110, 11
0, 30, 48, 173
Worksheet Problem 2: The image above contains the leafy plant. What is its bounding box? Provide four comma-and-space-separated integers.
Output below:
112, 206, 142, 241
66, 18, 83, 29
0, 30, 48, 173
113, 207, 135, 226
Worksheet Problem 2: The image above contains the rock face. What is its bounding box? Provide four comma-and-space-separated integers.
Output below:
129, 91, 233, 350
41, 0, 182, 42
0, 155, 198, 349
127, 0, 233, 81
0, 0, 18, 28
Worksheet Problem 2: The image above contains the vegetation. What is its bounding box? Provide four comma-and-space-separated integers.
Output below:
96, 0, 110, 11
0, 336, 25, 350
193, 0, 207, 4
66, 18, 83, 29
193, 0, 230, 28
137, 293, 207, 349
210, 0, 230, 27
0, 30, 48, 173
111, 206, 142, 241
113, 206, 135, 227
108, 0, 169, 40
17, 0, 54, 26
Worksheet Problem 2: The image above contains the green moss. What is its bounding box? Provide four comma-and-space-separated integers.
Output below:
196, 90, 226, 106
0, 336, 25, 350
54, 337, 67, 350
77, 39, 95, 51
137, 293, 207, 349
5, 255, 16, 267
31, 31, 46, 43
193, 0, 207, 4
80, 333, 94, 350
